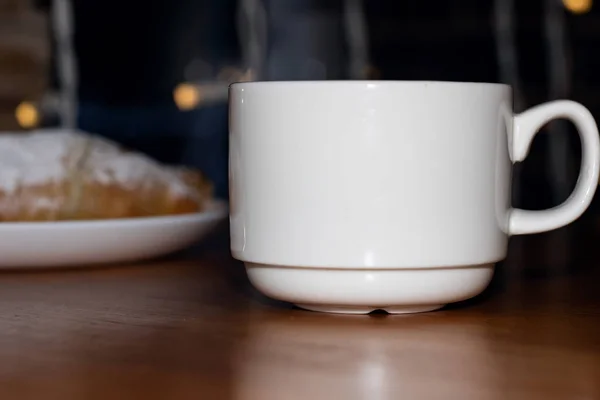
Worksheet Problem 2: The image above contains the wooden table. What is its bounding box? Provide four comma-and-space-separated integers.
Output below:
0, 222, 599, 400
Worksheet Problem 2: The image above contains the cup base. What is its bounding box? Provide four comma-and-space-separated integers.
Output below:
295, 303, 444, 315
244, 262, 495, 315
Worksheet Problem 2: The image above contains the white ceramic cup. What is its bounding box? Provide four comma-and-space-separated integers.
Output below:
229, 81, 600, 314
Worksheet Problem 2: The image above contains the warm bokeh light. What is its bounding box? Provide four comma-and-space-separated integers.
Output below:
240, 68, 255, 82
174, 83, 201, 110
363, 65, 382, 80
15, 101, 39, 128
217, 66, 243, 82
217, 67, 254, 83
563, 0, 592, 14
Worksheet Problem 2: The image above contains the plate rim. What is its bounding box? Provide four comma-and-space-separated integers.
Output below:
0, 199, 229, 230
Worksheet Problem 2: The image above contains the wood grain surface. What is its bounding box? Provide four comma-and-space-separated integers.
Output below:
0, 222, 598, 399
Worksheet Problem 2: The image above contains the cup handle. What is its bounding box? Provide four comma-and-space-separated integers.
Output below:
509, 100, 600, 235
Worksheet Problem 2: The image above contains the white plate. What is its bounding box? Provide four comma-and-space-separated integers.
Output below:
0, 200, 228, 268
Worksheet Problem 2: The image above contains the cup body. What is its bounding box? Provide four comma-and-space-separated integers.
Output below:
229, 81, 512, 269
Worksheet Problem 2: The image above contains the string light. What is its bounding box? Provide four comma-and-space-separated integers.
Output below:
174, 83, 201, 111
15, 102, 39, 128
51, 0, 77, 128
237, 0, 267, 80
546, 0, 575, 201
563, 0, 592, 14
344, 0, 370, 79
494, 0, 525, 210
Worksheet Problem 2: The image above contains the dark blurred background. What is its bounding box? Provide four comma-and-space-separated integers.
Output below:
2, 0, 597, 215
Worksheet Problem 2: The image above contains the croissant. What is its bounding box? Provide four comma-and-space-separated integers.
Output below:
0, 129, 213, 221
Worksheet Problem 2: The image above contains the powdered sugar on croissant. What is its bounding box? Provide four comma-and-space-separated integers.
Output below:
83, 134, 194, 196
0, 129, 213, 221
0, 129, 86, 194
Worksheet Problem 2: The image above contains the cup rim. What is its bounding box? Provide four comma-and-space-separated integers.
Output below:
230, 80, 511, 89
